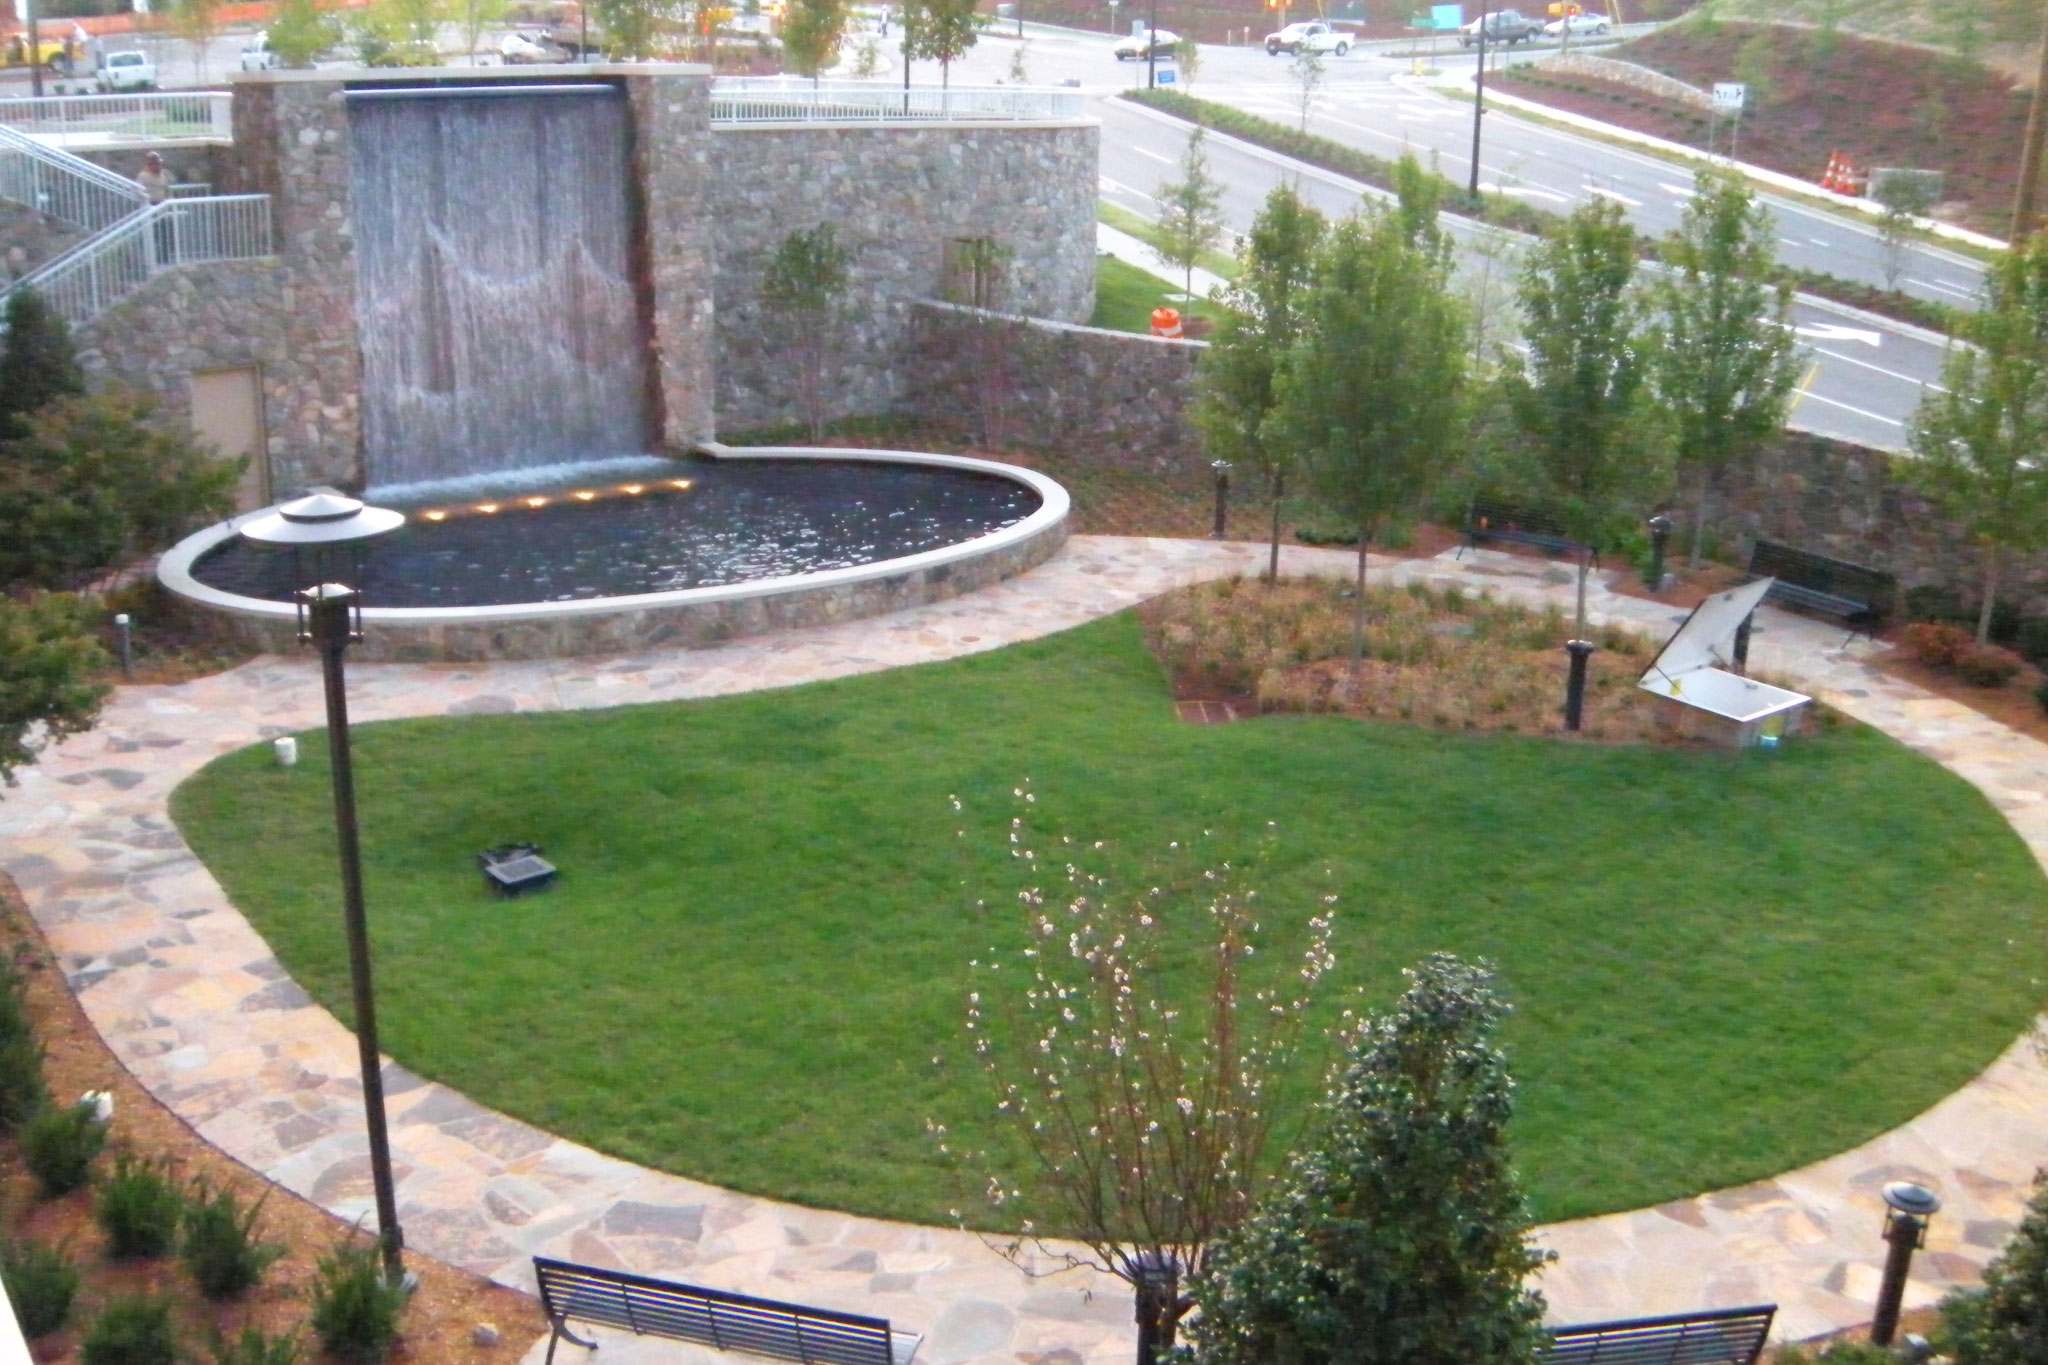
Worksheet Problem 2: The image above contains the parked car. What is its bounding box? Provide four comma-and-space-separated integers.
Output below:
95, 49, 156, 90
239, 31, 281, 70
1112, 27, 1178, 59
499, 29, 566, 62
1264, 21, 1352, 55
1457, 9, 1540, 45
1542, 12, 1610, 37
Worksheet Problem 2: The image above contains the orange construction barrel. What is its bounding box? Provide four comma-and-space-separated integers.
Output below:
1151, 306, 1183, 338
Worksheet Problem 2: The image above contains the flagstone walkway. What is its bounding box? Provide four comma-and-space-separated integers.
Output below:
3, 534, 2046, 1365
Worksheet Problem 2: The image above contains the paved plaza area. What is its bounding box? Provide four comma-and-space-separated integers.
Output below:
3, 534, 2047, 1364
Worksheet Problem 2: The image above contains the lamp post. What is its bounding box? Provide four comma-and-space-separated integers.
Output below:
1210, 460, 1232, 539
1467, 0, 1489, 199
1645, 513, 1672, 592
1871, 1181, 1941, 1348
240, 490, 408, 1284
1145, 0, 1157, 87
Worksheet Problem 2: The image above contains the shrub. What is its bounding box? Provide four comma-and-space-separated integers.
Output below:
309, 1236, 407, 1362
2036, 675, 2048, 715
96, 1154, 186, 1259
81, 1294, 178, 1365
1902, 621, 1973, 669
0, 1237, 79, 1338
2015, 618, 2048, 667
1939, 1167, 2048, 1363
1776, 1341, 1897, 1364
1956, 645, 2024, 688
208, 1324, 302, 1365
181, 1180, 283, 1300
0, 1029, 48, 1133
21, 1098, 108, 1198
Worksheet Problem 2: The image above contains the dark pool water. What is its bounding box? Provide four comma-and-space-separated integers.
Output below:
193, 458, 1043, 609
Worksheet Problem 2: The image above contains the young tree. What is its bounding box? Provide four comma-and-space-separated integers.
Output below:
1191, 185, 1328, 581
949, 237, 1017, 449
903, 0, 983, 89
1170, 32, 1198, 88
1155, 129, 1225, 319
0, 593, 109, 793
1186, 955, 1551, 1365
759, 224, 853, 443
1874, 173, 1938, 294
961, 798, 1340, 1365
1646, 168, 1801, 567
1006, 37, 1029, 83
167, 0, 223, 80
0, 289, 84, 441
1906, 234, 2048, 643
1504, 197, 1667, 637
781, 0, 847, 81
452, 0, 510, 59
1941, 1169, 2048, 1364
0, 391, 242, 594
1289, 48, 1323, 132
266, 0, 340, 66
849, 30, 883, 75
1268, 203, 1469, 664
587, 0, 666, 58
374, 0, 447, 53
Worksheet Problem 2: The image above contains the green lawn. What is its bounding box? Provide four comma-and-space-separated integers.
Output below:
171, 614, 2048, 1228
1091, 254, 1183, 333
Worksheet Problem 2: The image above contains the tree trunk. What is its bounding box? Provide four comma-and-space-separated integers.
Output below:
1266, 471, 1284, 584
1978, 545, 2004, 645
1349, 527, 1369, 670
1686, 469, 1712, 569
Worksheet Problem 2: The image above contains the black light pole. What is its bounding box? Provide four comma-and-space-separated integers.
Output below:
1210, 460, 1232, 539
26, 0, 44, 99
1872, 1182, 1941, 1349
1145, 0, 1157, 87
1467, 0, 1489, 199
241, 491, 408, 1284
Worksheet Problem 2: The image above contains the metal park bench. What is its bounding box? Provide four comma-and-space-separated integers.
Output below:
1745, 538, 1894, 639
534, 1258, 922, 1365
1544, 1303, 1777, 1365
1465, 493, 1584, 558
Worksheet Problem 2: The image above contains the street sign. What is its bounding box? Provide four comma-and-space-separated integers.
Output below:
1432, 3, 1462, 28
1713, 82, 1746, 111
1157, 68, 1175, 82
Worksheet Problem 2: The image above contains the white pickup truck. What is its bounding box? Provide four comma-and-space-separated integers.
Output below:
1264, 21, 1353, 55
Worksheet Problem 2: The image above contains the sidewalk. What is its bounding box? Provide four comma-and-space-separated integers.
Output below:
1, 536, 2044, 1363
1096, 220, 1229, 303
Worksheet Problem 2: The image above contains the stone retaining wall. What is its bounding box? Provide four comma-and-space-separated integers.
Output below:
1535, 53, 1712, 110
903, 301, 1202, 469
73, 258, 286, 433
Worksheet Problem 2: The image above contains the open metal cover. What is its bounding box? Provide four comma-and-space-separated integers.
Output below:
1640, 577, 1774, 691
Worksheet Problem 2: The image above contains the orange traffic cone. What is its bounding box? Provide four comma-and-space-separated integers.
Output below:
1150, 306, 1183, 338
1818, 151, 1844, 193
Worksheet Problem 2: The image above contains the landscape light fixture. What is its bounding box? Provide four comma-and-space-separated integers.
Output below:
239, 488, 408, 1283
1131, 1250, 1180, 1365
1210, 460, 1233, 539
1645, 514, 1673, 592
1871, 1181, 1941, 1348
1467, 0, 1489, 199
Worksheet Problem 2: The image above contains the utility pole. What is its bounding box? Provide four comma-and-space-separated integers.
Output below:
2013, 3, 2048, 240
1145, 0, 1157, 88
27, 0, 44, 99
1467, 0, 1489, 199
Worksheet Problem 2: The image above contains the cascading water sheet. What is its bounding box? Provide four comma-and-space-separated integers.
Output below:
348, 87, 648, 487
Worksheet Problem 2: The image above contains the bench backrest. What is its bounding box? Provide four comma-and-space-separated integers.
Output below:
1749, 540, 1892, 605
535, 1257, 896, 1365
1545, 1304, 1776, 1365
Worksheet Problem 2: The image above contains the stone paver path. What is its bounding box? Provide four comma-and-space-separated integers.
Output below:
3, 534, 2045, 1365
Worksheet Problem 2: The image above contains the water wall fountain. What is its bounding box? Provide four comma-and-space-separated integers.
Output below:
347, 83, 650, 489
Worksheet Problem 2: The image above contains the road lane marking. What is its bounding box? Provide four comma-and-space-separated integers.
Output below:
1788, 359, 1823, 417
1657, 182, 1694, 197
1585, 185, 1641, 206
1794, 323, 1882, 346
1809, 346, 1944, 390
1132, 146, 1174, 164
1792, 388, 1905, 426
1907, 277, 1975, 299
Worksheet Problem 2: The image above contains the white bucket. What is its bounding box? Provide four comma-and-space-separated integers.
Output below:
274, 736, 298, 766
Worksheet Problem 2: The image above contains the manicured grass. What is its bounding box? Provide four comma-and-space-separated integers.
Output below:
171, 614, 2048, 1228
1091, 254, 1183, 334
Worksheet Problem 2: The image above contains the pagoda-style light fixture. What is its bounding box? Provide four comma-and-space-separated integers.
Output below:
239, 489, 408, 1284
1871, 1180, 1941, 1348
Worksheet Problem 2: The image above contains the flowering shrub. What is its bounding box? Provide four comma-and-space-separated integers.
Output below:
1956, 645, 2024, 688
1902, 621, 1974, 670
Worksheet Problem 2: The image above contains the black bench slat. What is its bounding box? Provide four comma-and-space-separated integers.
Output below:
1743, 538, 1893, 637
1545, 1304, 1775, 1365
1465, 494, 1583, 557
536, 1257, 913, 1365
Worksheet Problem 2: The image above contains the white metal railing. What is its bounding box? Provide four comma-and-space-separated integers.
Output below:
710, 79, 1085, 123
0, 90, 232, 142
0, 121, 146, 232
0, 194, 272, 328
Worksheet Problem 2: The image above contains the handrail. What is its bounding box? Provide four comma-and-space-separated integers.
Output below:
0, 90, 232, 142
0, 194, 273, 329
710, 79, 1086, 123
0, 121, 145, 233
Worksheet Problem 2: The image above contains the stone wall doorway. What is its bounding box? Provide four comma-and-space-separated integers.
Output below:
188, 366, 268, 510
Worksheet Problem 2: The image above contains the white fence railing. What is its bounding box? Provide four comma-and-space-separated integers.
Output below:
710, 79, 1086, 123
0, 122, 145, 233
1, 194, 272, 328
0, 90, 233, 142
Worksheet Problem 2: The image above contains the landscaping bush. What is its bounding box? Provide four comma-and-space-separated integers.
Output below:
0, 1029, 49, 1133
309, 1236, 407, 1362
1902, 621, 1974, 669
1938, 1167, 2048, 1364
81, 1294, 178, 1365
2015, 618, 2048, 667
0, 1237, 79, 1339
2035, 675, 2048, 715
1956, 645, 2025, 688
1776, 1340, 1897, 1364
96, 1153, 186, 1259
21, 1097, 108, 1198
181, 1180, 283, 1301
208, 1324, 302, 1365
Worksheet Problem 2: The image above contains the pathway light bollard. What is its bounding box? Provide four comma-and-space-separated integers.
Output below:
1871, 1180, 1941, 1348
1645, 514, 1672, 592
112, 612, 132, 677
1733, 612, 1753, 676
1132, 1250, 1180, 1365
1210, 460, 1233, 539
238, 489, 409, 1285
1562, 638, 1596, 732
